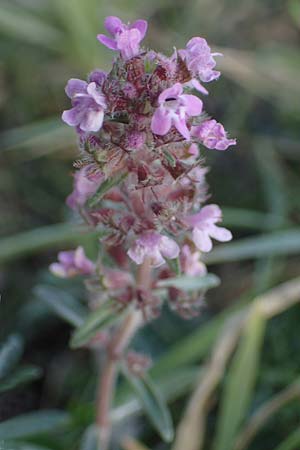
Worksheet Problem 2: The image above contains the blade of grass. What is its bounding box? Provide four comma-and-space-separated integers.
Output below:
234, 378, 300, 450
213, 308, 266, 450
0, 223, 105, 264
205, 229, 300, 265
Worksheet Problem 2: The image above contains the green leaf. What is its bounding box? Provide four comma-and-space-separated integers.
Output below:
0, 365, 42, 393
213, 308, 266, 450
81, 425, 99, 450
0, 410, 70, 440
274, 428, 300, 450
205, 229, 300, 265
87, 173, 128, 208
70, 302, 127, 349
166, 257, 181, 276
122, 369, 174, 443
157, 273, 220, 291
0, 334, 23, 380
34, 285, 88, 328
0, 223, 105, 264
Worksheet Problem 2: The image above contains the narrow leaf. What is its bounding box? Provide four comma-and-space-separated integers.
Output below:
157, 273, 220, 291
0, 334, 23, 380
34, 285, 88, 327
0, 223, 105, 264
205, 229, 300, 265
70, 302, 127, 349
0, 410, 70, 440
81, 425, 99, 450
88, 173, 128, 208
122, 369, 174, 442
166, 257, 181, 276
213, 308, 266, 450
0, 365, 42, 393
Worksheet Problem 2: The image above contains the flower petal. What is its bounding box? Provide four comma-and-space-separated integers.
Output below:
159, 236, 180, 260
131, 19, 148, 39
104, 16, 123, 35
80, 109, 104, 132
193, 227, 213, 252
209, 225, 232, 242
65, 78, 87, 98
158, 83, 183, 103
181, 94, 203, 116
97, 34, 118, 50
151, 108, 172, 135
62, 107, 81, 127
174, 117, 190, 140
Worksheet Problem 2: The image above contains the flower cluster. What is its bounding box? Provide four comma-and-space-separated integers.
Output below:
51, 16, 236, 319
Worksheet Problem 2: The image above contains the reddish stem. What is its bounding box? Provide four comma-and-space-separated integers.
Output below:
96, 259, 152, 450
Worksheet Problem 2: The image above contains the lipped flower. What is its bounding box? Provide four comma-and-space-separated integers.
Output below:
50, 246, 95, 278
185, 204, 232, 252
128, 232, 180, 268
180, 244, 207, 276
151, 82, 203, 140
179, 37, 222, 83
97, 16, 148, 60
66, 165, 103, 210
62, 79, 107, 132
192, 119, 236, 151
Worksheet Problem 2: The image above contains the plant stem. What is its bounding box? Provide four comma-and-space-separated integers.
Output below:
96, 259, 152, 450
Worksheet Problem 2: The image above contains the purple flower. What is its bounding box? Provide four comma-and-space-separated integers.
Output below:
192, 119, 236, 151
180, 245, 207, 276
50, 246, 95, 278
97, 16, 148, 60
67, 165, 103, 210
88, 69, 107, 86
179, 37, 222, 83
185, 204, 232, 252
151, 83, 203, 140
128, 232, 180, 268
62, 79, 107, 132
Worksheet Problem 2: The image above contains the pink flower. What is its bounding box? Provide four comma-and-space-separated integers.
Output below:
50, 246, 95, 278
102, 268, 134, 290
192, 119, 236, 151
66, 165, 103, 210
180, 245, 207, 276
151, 83, 203, 140
62, 79, 107, 132
185, 204, 232, 252
179, 37, 222, 83
128, 232, 180, 268
97, 16, 148, 60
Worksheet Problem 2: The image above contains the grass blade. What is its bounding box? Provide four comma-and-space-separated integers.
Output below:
0, 334, 23, 380
0, 365, 42, 393
213, 308, 266, 450
205, 229, 300, 264
34, 285, 88, 328
0, 410, 70, 440
122, 369, 174, 442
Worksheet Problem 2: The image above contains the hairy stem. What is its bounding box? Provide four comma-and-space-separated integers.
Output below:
96, 259, 152, 450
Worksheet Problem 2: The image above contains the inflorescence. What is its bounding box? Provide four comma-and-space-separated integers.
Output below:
50, 16, 236, 320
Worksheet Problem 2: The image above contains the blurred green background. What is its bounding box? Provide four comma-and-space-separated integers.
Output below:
0, 1, 300, 449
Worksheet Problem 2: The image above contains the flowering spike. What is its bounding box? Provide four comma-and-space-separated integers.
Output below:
57, 15, 236, 319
